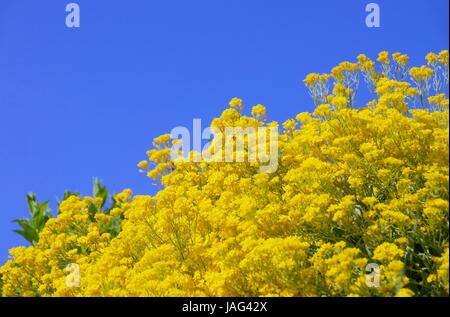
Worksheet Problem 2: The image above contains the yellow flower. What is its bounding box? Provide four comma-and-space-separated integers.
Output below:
313, 104, 332, 118
295, 112, 311, 123
303, 73, 320, 88
251, 104, 267, 120
409, 66, 433, 81
392, 52, 409, 66
373, 243, 405, 263
428, 94, 449, 109
426, 52, 439, 65
331, 95, 348, 108
396, 288, 414, 297
438, 50, 449, 65
282, 118, 297, 131
137, 160, 149, 169
153, 133, 171, 145
2, 51, 448, 298
377, 51, 390, 64
229, 97, 243, 112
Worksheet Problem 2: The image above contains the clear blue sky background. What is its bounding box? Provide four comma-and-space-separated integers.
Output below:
0, 0, 448, 264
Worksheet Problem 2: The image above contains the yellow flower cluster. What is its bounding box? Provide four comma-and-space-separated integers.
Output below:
303, 73, 332, 106
377, 51, 390, 65
392, 52, 409, 67
251, 104, 267, 121
0, 195, 127, 296
426, 51, 449, 66
1, 51, 448, 297
428, 93, 449, 111
410, 66, 433, 82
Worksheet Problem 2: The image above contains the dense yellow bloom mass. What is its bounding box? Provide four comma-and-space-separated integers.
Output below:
1, 51, 449, 297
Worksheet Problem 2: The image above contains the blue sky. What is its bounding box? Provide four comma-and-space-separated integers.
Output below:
0, 0, 448, 264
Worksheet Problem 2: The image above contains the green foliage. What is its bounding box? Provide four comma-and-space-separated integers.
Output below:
58, 191, 80, 208
93, 178, 108, 208
13, 178, 123, 244
92, 178, 122, 237
13, 193, 52, 245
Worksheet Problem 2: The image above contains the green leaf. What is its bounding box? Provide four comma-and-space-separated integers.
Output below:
93, 178, 109, 208
13, 193, 52, 244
